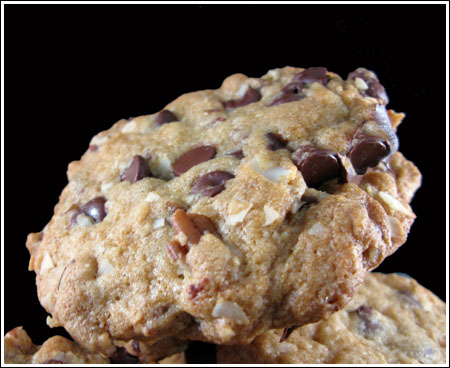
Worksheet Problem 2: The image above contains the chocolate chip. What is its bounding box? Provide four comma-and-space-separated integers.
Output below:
279, 326, 299, 342
88, 144, 98, 152
155, 109, 178, 127
172, 145, 217, 176
292, 67, 329, 85
82, 197, 107, 223
269, 67, 329, 106
347, 135, 390, 175
110, 347, 140, 364
42, 359, 64, 364
291, 146, 341, 188
269, 81, 305, 106
71, 197, 107, 225
226, 149, 244, 159
355, 305, 380, 333
223, 87, 261, 109
120, 155, 151, 183
266, 132, 289, 151
348, 68, 389, 105
190, 171, 234, 197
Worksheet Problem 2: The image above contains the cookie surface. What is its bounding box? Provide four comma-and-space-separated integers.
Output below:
26, 66, 421, 353
217, 273, 446, 364
3, 327, 186, 364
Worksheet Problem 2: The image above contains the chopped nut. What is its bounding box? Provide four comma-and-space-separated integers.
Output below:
249, 160, 292, 182
145, 192, 161, 202
153, 218, 165, 229
263, 204, 281, 226
307, 222, 327, 236
46, 315, 62, 328
212, 299, 249, 325
40, 252, 55, 274
166, 240, 188, 262
76, 213, 95, 227
377, 191, 413, 217
354, 77, 369, 91
97, 259, 114, 276
121, 120, 137, 133
101, 182, 114, 192
90, 134, 109, 146
171, 209, 202, 245
227, 200, 252, 226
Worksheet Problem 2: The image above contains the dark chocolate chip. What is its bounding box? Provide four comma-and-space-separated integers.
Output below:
110, 347, 140, 364
291, 146, 341, 188
155, 109, 178, 127
223, 87, 261, 109
81, 197, 107, 223
347, 135, 390, 175
279, 326, 299, 343
72, 197, 107, 225
348, 68, 389, 105
226, 149, 244, 159
42, 359, 64, 364
120, 155, 151, 183
292, 67, 329, 85
190, 171, 234, 198
172, 145, 217, 176
266, 132, 289, 151
269, 81, 305, 106
355, 305, 380, 333
269, 67, 329, 106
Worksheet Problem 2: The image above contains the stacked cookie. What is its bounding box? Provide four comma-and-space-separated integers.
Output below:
5, 66, 445, 364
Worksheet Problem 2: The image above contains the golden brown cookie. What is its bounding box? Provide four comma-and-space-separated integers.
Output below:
26, 66, 421, 354
217, 273, 446, 364
3, 327, 186, 364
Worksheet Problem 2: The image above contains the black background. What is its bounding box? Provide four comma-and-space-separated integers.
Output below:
4, 3, 447, 349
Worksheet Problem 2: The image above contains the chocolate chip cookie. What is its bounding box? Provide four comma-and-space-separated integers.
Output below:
217, 273, 446, 364
3, 327, 186, 364
4, 327, 109, 364
26, 66, 421, 355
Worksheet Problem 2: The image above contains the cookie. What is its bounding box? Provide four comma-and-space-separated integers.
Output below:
26, 66, 421, 354
3, 327, 186, 364
4, 327, 108, 364
217, 273, 446, 364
